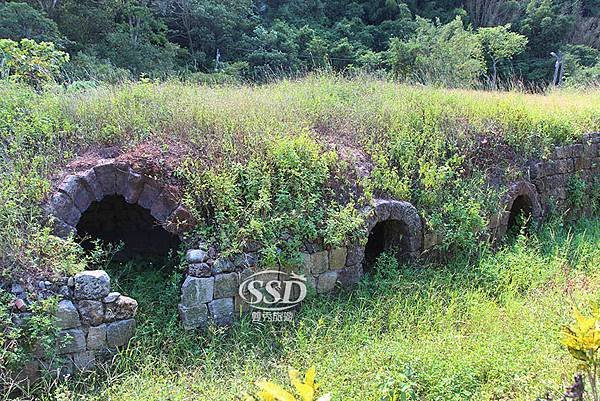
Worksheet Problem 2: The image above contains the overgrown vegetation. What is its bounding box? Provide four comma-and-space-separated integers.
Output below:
0, 75, 598, 280
0, 0, 599, 87
12, 218, 595, 401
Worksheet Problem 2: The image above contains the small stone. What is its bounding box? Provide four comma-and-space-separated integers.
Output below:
11, 283, 24, 295
212, 258, 235, 274
38, 281, 46, 289
78, 300, 104, 326
233, 253, 257, 268
14, 298, 26, 311
178, 304, 208, 330
213, 273, 239, 299
208, 298, 234, 326
106, 319, 136, 348
338, 264, 363, 287
93, 160, 117, 195
188, 263, 212, 277
68, 277, 75, 287
165, 205, 196, 234
73, 351, 96, 372
61, 175, 94, 212
345, 245, 365, 267
121, 170, 143, 204
302, 251, 329, 275
49, 192, 81, 227
316, 271, 338, 294
329, 248, 347, 270
103, 291, 120, 303
208, 246, 218, 259
56, 300, 81, 329
77, 169, 103, 201
105, 295, 138, 322
137, 183, 161, 210
59, 285, 71, 297
186, 249, 208, 263
87, 324, 107, 350
44, 281, 52, 287
74, 270, 110, 300
150, 190, 179, 222
58, 328, 87, 354
180, 276, 214, 306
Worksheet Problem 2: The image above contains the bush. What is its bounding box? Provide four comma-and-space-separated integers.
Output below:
0, 38, 68, 89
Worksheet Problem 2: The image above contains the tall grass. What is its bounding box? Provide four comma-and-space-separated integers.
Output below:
1, 74, 599, 278
27, 218, 599, 401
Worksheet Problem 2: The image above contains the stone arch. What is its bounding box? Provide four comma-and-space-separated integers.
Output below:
496, 180, 542, 238
45, 159, 196, 241
362, 199, 423, 270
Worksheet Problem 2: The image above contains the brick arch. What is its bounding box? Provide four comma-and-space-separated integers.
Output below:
361, 199, 423, 269
46, 159, 195, 238
493, 180, 542, 238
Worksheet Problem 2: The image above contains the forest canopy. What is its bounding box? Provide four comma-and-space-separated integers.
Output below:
0, 0, 599, 88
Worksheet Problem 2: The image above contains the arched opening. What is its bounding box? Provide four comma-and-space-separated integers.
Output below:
364, 219, 411, 271
76, 195, 181, 261
507, 195, 533, 236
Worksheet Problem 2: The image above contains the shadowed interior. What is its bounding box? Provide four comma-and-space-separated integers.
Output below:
507, 195, 533, 234
364, 219, 410, 270
76, 195, 181, 260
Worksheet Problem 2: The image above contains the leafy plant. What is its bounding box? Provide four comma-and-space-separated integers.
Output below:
244, 366, 331, 401
561, 303, 600, 401
0, 38, 68, 89
377, 366, 418, 401
0, 289, 60, 372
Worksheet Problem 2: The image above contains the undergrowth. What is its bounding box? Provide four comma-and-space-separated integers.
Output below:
17, 218, 597, 401
1, 75, 598, 279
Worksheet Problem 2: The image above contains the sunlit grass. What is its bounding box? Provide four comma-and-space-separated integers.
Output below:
40, 219, 600, 401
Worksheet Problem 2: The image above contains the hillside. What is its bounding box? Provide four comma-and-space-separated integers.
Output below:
1, 75, 599, 280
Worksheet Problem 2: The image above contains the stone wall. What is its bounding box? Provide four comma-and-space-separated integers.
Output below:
25, 132, 598, 377
529, 133, 599, 216
8, 270, 136, 379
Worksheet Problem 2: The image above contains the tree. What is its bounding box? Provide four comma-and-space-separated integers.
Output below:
387, 16, 485, 87
478, 25, 528, 87
0, 38, 69, 88
464, 0, 520, 28
0, 2, 63, 44
517, 0, 574, 83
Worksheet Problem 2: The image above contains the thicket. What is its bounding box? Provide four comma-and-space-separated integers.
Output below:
0, 75, 598, 280
0, 0, 599, 88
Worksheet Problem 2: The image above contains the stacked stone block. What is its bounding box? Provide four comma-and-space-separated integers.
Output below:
7, 270, 138, 379
530, 133, 599, 216
53, 270, 137, 375
178, 245, 257, 330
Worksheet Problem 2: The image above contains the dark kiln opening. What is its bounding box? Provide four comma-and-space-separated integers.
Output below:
76, 195, 181, 260
507, 194, 533, 234
364, 219, 411, 271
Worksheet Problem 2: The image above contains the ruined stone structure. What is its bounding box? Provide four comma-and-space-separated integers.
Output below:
10, 270, 137, 378
8, 132, 597, 377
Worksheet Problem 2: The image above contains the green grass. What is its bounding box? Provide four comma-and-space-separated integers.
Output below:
1, 75, 599, 400
31, 218, 598, 401
1, 74, 599, 279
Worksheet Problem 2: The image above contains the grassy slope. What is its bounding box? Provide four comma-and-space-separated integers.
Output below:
45, 219, 600, 401
1, 75, 599, 278
1, 76, 599, 400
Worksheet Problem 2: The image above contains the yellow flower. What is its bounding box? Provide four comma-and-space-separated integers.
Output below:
248, 367, 331, 401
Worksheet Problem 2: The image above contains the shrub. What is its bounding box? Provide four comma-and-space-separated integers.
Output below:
0, 38, 68, 89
